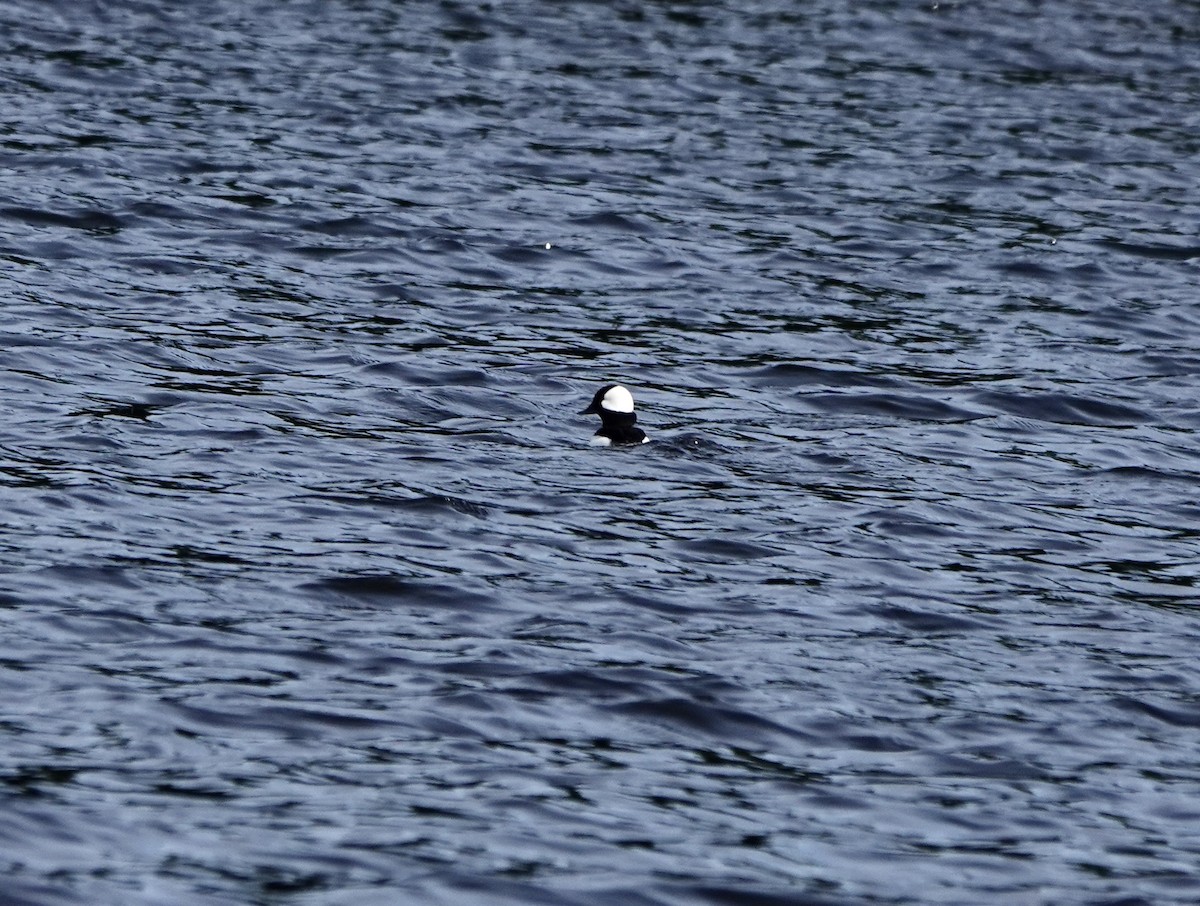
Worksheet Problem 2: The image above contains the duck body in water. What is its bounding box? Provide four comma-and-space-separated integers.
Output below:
580, 384, 649, 446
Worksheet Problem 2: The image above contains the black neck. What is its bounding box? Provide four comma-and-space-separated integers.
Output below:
600, 410, 637, 428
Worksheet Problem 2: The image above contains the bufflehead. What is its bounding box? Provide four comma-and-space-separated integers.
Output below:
580, 384, 649, 446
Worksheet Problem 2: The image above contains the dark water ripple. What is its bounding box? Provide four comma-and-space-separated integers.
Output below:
4, 0, 1200, 903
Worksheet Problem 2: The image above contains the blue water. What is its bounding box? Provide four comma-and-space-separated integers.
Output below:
3, 1, 1200, 903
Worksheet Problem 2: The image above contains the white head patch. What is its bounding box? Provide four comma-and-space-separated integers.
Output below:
602, 385, 634, 414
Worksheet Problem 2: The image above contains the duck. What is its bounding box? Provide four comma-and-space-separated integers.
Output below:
580, 384, 649, 446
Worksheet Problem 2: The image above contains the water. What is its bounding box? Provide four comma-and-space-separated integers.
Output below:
3, 1, 1200, 903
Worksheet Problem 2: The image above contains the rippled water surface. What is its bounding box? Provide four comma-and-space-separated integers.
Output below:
4, 1, 1200, 903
